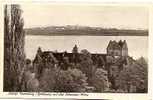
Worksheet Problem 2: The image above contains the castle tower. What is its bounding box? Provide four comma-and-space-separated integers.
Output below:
72, 44, 78, 53
107, 40, 128, 57
72, 44, 79, 65
121, 40, 128, 57
107, 40, 112, 55
37, 47, 42, 55
107, 40, 121, 56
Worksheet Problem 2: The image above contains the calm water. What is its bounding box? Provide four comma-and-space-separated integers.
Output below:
25, 35, 148, 60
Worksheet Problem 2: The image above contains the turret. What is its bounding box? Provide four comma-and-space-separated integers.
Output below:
72, 44, 79, 65
37, 47, 42, 55
72, 44, 78, 53
121, 40, 128, 57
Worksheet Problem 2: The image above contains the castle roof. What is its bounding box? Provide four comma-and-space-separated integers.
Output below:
33, 50, 107, 64
107, 40, 127, 50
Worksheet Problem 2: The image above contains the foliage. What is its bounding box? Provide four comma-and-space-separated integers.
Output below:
79, 49, 95, 84
4, 4, 25, 91
92, 68, 110, 92
38, 67, 58, 92
136, 57, 148, 67
26, 73, 39, 92
116, 57, 148, 93
55, 68, 88, 92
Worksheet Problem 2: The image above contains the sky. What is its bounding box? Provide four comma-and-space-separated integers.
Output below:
21, 4, 148, 29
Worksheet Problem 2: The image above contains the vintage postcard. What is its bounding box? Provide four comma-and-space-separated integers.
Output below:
0, 1, 152, 99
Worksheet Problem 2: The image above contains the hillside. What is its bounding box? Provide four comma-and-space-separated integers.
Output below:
25, 25, 148, 36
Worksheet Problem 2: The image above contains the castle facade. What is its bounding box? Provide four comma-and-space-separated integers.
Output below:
107, 40, 128, 57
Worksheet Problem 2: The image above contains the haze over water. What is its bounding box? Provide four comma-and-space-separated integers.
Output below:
22, 5, 148, 30
25, 35, 148, 60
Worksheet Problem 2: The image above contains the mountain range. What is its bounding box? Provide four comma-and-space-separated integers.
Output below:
24, 25, 148, 36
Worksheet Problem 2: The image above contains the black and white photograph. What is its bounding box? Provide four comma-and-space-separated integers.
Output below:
3, 4, 148, 93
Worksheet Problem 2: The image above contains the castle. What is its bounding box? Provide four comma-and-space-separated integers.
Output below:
107, 40, 128, 57
29, 40, 147, 92
32, 40, 129, 90
33, 40, 128, 71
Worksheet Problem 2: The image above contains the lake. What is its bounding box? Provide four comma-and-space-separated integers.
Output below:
25, 35, 148, 60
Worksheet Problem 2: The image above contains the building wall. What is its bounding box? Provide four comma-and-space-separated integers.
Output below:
107, 41, 128, 57
110, 65, 119, 77
108, 49, 121, 56
121, 44, 128, 56
122, 49, 128, 56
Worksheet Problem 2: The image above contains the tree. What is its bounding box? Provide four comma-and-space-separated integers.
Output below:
4, 5, 25, 91
39, 67, 58, 92
79, 49, 95, 84
135, 57, 148, 92
54, 68, 88, 92
116, 57, 148, 93
136, 57, 148, 67
21, 70, 39, 92
26, 73, 39, 92
92, 68, 110, 92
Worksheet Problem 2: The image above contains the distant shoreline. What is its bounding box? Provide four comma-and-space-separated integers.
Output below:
25, 25, 148, 36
